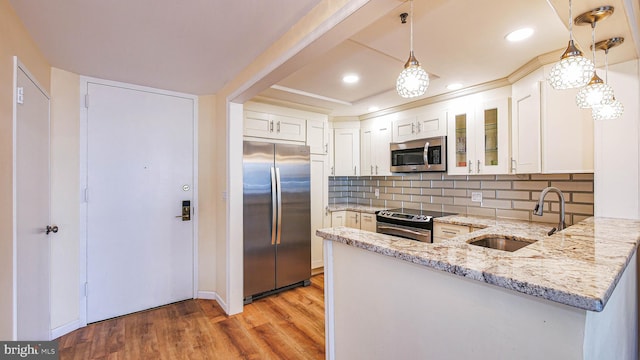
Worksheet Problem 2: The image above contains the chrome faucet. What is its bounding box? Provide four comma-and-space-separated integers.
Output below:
533, 187, 565, 235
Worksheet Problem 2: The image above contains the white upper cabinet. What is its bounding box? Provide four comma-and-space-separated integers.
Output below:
510, 67, 593, 174
307, 119, 329, 155
244, 110, 306, 142
273, 114, 306, 142
361, 119, 392, 176
540, 66, 593, 173
511, 70, 542, 174
333, 128, 360, 176
244, 102, 331, 143
392, 109, 447, 142
448, 96, 510, 175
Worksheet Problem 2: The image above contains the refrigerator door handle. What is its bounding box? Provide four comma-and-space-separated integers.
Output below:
275, 167, 283, 244
270, 167, 277, 245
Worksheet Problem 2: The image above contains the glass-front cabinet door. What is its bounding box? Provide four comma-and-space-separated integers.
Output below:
476, 98, 509, 174
448, 98, 509, 175
448, 108, 474, 175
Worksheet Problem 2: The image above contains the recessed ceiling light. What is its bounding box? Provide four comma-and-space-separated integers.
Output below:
506, 27, 534, 42
447, 83, 463, 90
342, 74, 360, 84
368, 106, 380, 112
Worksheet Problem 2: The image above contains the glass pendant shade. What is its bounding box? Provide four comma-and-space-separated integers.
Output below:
396, 51, 429, 98
592, 98, 624, 120
547, 41, 595, 89
575, 73, 614, 108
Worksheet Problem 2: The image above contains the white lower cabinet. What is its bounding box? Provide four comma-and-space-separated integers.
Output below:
345, 211, 360, 228
433, 223, 475, 244
331, 210, 376, 232
331, 211, 346, 227
360, 213, 376, 232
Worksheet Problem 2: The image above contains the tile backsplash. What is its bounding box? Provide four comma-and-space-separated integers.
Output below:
329, 173, 594, 225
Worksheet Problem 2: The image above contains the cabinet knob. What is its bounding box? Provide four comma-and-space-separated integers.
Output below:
269, 120, 274, 132
277, 121, 281, 133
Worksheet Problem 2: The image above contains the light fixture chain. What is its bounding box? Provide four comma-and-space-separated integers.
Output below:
591, 23, 596, 63
604, 49, 609, 84
410, 0, 414, 52
569, 0, 574, 41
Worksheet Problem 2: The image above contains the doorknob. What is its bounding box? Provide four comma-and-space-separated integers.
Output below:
175, 200, 191, 221
46, 225, 58, 235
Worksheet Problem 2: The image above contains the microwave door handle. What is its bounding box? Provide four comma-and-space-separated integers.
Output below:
423, 141, 431, 168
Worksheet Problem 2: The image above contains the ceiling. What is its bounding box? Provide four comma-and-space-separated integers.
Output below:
9, 0, 639, 118
8, 0, 321, 94
259, 0, 639, 117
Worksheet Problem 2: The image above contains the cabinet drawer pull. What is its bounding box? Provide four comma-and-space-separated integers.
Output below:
441, 230, 459, 235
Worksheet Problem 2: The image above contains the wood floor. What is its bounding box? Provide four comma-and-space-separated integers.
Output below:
58, 275, 325, 360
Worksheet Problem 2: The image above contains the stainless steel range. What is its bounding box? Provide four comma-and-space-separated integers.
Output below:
376, 208, 455, 243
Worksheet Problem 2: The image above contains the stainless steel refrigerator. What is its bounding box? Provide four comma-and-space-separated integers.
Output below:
243, 141, 311, 303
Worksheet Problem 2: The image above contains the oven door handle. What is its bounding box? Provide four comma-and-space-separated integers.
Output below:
423, 141, 431, 169
378, 225, 429, 237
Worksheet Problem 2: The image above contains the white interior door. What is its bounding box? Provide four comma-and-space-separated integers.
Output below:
15, 62, 51, 340
85, 81, 195, 323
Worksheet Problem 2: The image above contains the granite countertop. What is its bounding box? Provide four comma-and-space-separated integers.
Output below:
327, 204, 387, 214
316, 215, 640, 312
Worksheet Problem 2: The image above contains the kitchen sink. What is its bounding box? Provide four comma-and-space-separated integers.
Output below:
467, 234, 536, 252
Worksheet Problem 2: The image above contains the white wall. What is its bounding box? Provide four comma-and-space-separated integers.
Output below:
594, 59, 640, 219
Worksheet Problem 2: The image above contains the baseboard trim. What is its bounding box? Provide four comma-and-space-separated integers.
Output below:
312, 266, 324, 276
197, 291, 230, 314
197, 291, 218, 300
215, 293, 229, 314
51, 319, 82, 339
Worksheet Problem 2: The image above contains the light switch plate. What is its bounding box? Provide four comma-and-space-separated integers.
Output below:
374, 188, 380, 198
471, 192, 482, 203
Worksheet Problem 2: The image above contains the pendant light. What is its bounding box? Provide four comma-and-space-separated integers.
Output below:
592, 37, 624, 120
396, 0, 429, 98
547, 0, 595, 90
574, 6, 614, 109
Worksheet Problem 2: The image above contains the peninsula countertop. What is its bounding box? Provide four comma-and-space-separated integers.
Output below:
316, 215, 640, 311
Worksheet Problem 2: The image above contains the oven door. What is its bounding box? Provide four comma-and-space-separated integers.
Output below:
376, 222, 432, 242
390, 136, 446, 172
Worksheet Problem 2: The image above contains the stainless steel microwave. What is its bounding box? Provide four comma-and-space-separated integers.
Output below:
390, 136, 446, 172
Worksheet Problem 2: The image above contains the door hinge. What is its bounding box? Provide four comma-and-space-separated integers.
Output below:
16, 87, 24, 104
84, 94, 90, 108
84, 282, 89, 297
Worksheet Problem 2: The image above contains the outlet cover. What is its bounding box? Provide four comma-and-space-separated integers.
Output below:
471, 192, 482, 203
374, 188, 380, 198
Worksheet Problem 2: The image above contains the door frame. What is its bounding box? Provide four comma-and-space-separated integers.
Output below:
78, 76, 199, 326
12, 56, 52, 340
